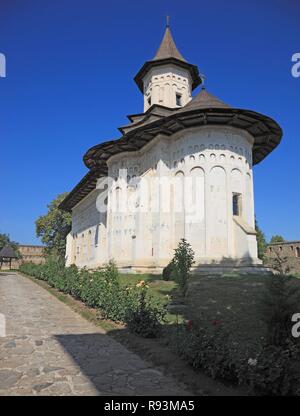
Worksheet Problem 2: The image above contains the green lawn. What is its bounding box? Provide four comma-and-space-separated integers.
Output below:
119, 272, 300, 352
185, 274, 270, 353
119, 273, 176, 295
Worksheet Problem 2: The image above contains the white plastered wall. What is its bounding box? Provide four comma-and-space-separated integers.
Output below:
104, 125, 259, 270
143, 64, 192, 111
66, 125, 259, 270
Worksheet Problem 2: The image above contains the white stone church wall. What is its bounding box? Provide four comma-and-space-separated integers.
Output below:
66, 188, 107, 268
167, 125, 256, 263
67, 125, 259, 270
104, 125, 258, 270
143, 64, 192, 111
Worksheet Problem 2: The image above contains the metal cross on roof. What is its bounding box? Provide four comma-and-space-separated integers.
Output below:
200, 72, 206, 88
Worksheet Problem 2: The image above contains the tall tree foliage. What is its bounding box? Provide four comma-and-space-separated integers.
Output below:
270, 235, 285, 244
255, 218, 267, 261
35, 193, 71, 258
0, 233, 19, 252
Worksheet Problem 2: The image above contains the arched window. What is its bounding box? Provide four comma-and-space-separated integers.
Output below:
176, 93, 182, 106
95, 225, 99, 247
232, 193, 242, 216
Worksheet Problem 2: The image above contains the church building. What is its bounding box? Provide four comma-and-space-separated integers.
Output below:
60, 23, 282, 273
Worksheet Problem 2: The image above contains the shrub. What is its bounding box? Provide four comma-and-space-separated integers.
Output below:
170, 312, 300, 396
96, 261, 130, 321
171, 239, 195, 292
162, 260, 176, 281
171, 323, 300, 395
244, 341, 300, 396
260, 274, 300, 347
20, 259, 166, 337
124, 281, 166, 338
171, 324, 250, 383
79, 269, 103, 307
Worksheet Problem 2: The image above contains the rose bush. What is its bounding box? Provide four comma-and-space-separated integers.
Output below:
20, 258, 165, 337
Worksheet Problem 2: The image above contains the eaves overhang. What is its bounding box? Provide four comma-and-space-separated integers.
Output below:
61, 106, 282, 212
85, 106, 282, 169
134, 57, 202, 93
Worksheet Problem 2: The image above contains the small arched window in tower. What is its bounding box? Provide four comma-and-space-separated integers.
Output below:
296, 247, 300, 258
176, 93, 182, 106
232, 193, 242, 216
147, 96, 151, 107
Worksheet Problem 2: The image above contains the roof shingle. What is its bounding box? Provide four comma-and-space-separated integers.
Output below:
0, 245, 18, 259
153, 26, 186, 62
179, 88, 231, 111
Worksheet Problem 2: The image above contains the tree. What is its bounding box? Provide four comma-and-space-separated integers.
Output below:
268, 249, 290, 275
270, 235, 285, 244
171, 238, 195, 293
35, 193, 71, 258
0, 233, 11, 249
255, 218, 267, 261
0, 233, 20, 253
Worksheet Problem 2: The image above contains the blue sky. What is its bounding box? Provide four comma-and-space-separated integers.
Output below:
0, 0, 299, 245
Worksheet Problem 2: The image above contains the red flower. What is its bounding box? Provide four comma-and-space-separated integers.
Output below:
212, 319, 220, 326
186, 319, 193, 329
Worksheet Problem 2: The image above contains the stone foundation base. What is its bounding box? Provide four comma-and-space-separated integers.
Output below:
79, 257, 273, 276
118, 266, 163, 275
117, 261, 273, 276
191, 265, 273, 276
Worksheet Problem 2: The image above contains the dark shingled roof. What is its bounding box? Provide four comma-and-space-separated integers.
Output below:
119, 104, 176, 134
179, 88, 231, 111
60, 87, 283, 212
134, 26, 202, 93
153, 26, 186, 62
0, 245, 18, 259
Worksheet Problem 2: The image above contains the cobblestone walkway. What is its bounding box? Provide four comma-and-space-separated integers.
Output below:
0, 272, 190, 396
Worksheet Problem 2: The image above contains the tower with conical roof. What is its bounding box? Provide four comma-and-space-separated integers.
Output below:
134, 21, 201, 111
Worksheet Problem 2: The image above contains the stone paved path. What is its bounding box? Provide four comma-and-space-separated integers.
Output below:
0, 272, 190, 396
